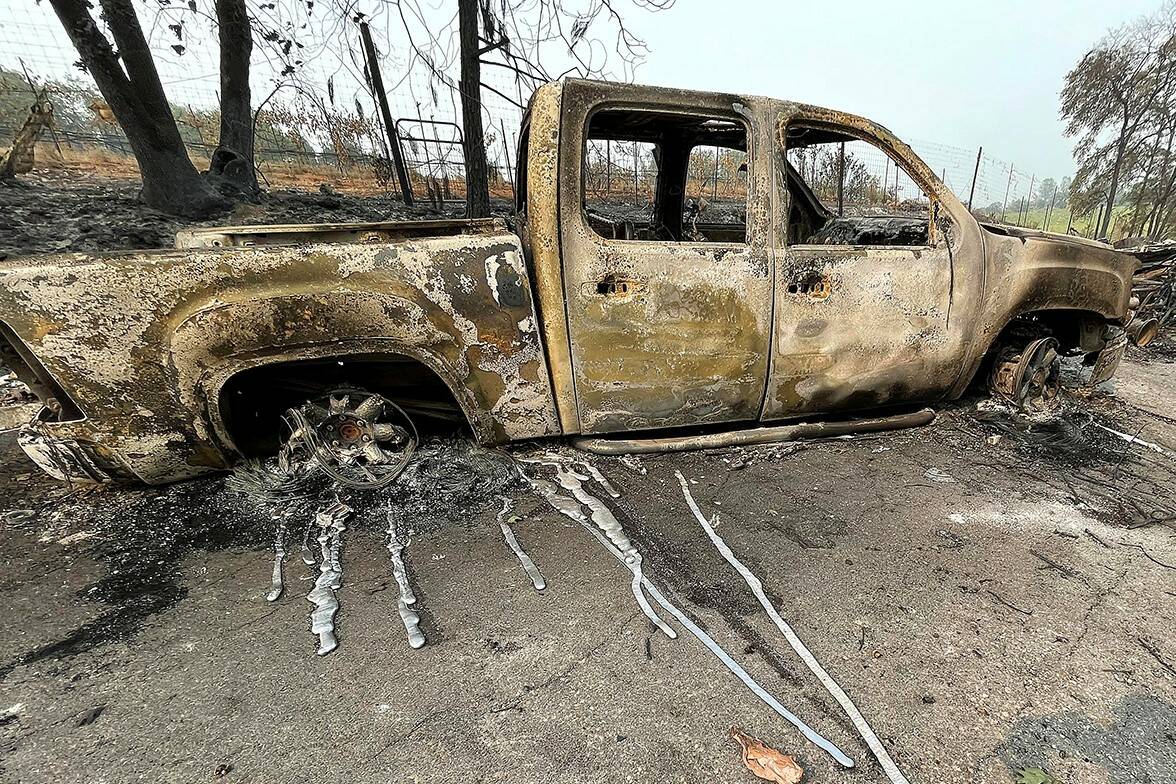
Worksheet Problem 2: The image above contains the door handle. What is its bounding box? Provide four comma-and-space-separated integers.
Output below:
592, 274, 645, 298
786, 276, 831, 300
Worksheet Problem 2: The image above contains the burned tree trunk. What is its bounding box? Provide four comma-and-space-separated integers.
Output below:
48, 0, 227, 217
458, 0, 490, 218
1099, 114, 1131, 238
213, 0, 258, 197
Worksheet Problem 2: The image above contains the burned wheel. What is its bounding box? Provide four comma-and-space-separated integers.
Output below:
281, 388, 418, 489
988, 337, 1061, 410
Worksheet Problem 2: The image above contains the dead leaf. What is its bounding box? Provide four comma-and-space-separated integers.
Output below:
729, 726, 804, 784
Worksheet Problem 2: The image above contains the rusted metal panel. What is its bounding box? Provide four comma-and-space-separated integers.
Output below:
0, 225, 559, 483
556, 80, 775, 434
523, 81, 582, 435
764, 245, 955, 415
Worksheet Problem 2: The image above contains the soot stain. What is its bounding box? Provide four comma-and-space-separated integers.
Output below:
0, 477, 266, 681
997, 693, 1176, 784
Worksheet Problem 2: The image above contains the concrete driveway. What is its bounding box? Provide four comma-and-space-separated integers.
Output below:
1, 358, 1174, 784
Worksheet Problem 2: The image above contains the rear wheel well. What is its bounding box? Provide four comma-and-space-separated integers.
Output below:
218, 354, 470, 457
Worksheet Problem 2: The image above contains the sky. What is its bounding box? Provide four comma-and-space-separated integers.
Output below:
0, 0, 1164, 190
630, 0, 1160, 180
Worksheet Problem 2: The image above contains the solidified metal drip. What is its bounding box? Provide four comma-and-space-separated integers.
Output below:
529, 464, 672, 635
496, 498, 546, 591
300, 515, 316, 565
578, 462, 620, 498
559, 487, 854, 769
550, 465, 676, 640
530, 477, 589, 523
306, 501, 350, 656
675, 471, 897, 779
386, 510, 425, 649
397, 599, 425, 649
266, 517, 287, 602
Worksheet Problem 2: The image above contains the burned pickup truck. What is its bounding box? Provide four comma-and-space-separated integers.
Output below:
0, 79, 1144, 484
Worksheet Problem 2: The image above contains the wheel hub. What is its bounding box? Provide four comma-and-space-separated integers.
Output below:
989, 337, 1061, 409
280, 389, 417, 489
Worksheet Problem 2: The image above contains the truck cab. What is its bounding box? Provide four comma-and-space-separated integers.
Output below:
521, 79, 1136, 437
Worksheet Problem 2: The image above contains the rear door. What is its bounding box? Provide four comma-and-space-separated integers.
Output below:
557, 85, 774, 434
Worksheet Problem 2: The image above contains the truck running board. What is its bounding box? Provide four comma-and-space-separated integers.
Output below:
571, 408, 936, 455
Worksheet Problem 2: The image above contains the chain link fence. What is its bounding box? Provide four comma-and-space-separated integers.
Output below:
1, 0, 1097, 235
0, 0, 525, 201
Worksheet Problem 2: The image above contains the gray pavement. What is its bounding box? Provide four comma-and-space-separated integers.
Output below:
1, 358, 1174, 784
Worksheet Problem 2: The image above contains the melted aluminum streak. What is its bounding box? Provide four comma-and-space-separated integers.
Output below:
496, 498, 546, 590
300, 516, 316, 566
675, 471, 902, 779
549, 465, 676, 640
306, 502, 349, 656
386, 513, 425, 649
266, 517, 287, 602
577, 462, 620, 498
531, 474, 853, 768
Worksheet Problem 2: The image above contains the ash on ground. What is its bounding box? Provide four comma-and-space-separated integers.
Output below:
0, 169, 507, 261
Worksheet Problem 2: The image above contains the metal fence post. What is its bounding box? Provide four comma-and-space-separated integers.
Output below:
358, 21, 413, 205
1023, 175, 1035, 225
967, 146, 982, 211
633, 148, 639, 206
1042, 181, 1057, 231
605, 140, 611, 196
712, 146, 720, 200
499, 118, 513, 203
1001, 165, 1014, 222
837, 141, 845, 216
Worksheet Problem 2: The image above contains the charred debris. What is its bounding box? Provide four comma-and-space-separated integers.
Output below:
1124, 240, 1175, 351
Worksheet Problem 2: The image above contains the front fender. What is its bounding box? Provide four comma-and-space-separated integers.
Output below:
981, 228, 1136, 323
947, 228, 1138, 397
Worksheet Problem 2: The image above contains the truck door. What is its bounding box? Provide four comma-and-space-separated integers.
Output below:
557, 93, 774, 435
761, 117, 958, 419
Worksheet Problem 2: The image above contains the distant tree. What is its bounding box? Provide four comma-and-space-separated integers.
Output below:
1062, 4, 1176, 238
1037, 177, 1058, 208
1056, 176, 1072, 207
47, 0, 228, 216
0, 69, 97, 133
817, 149, 883, 206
